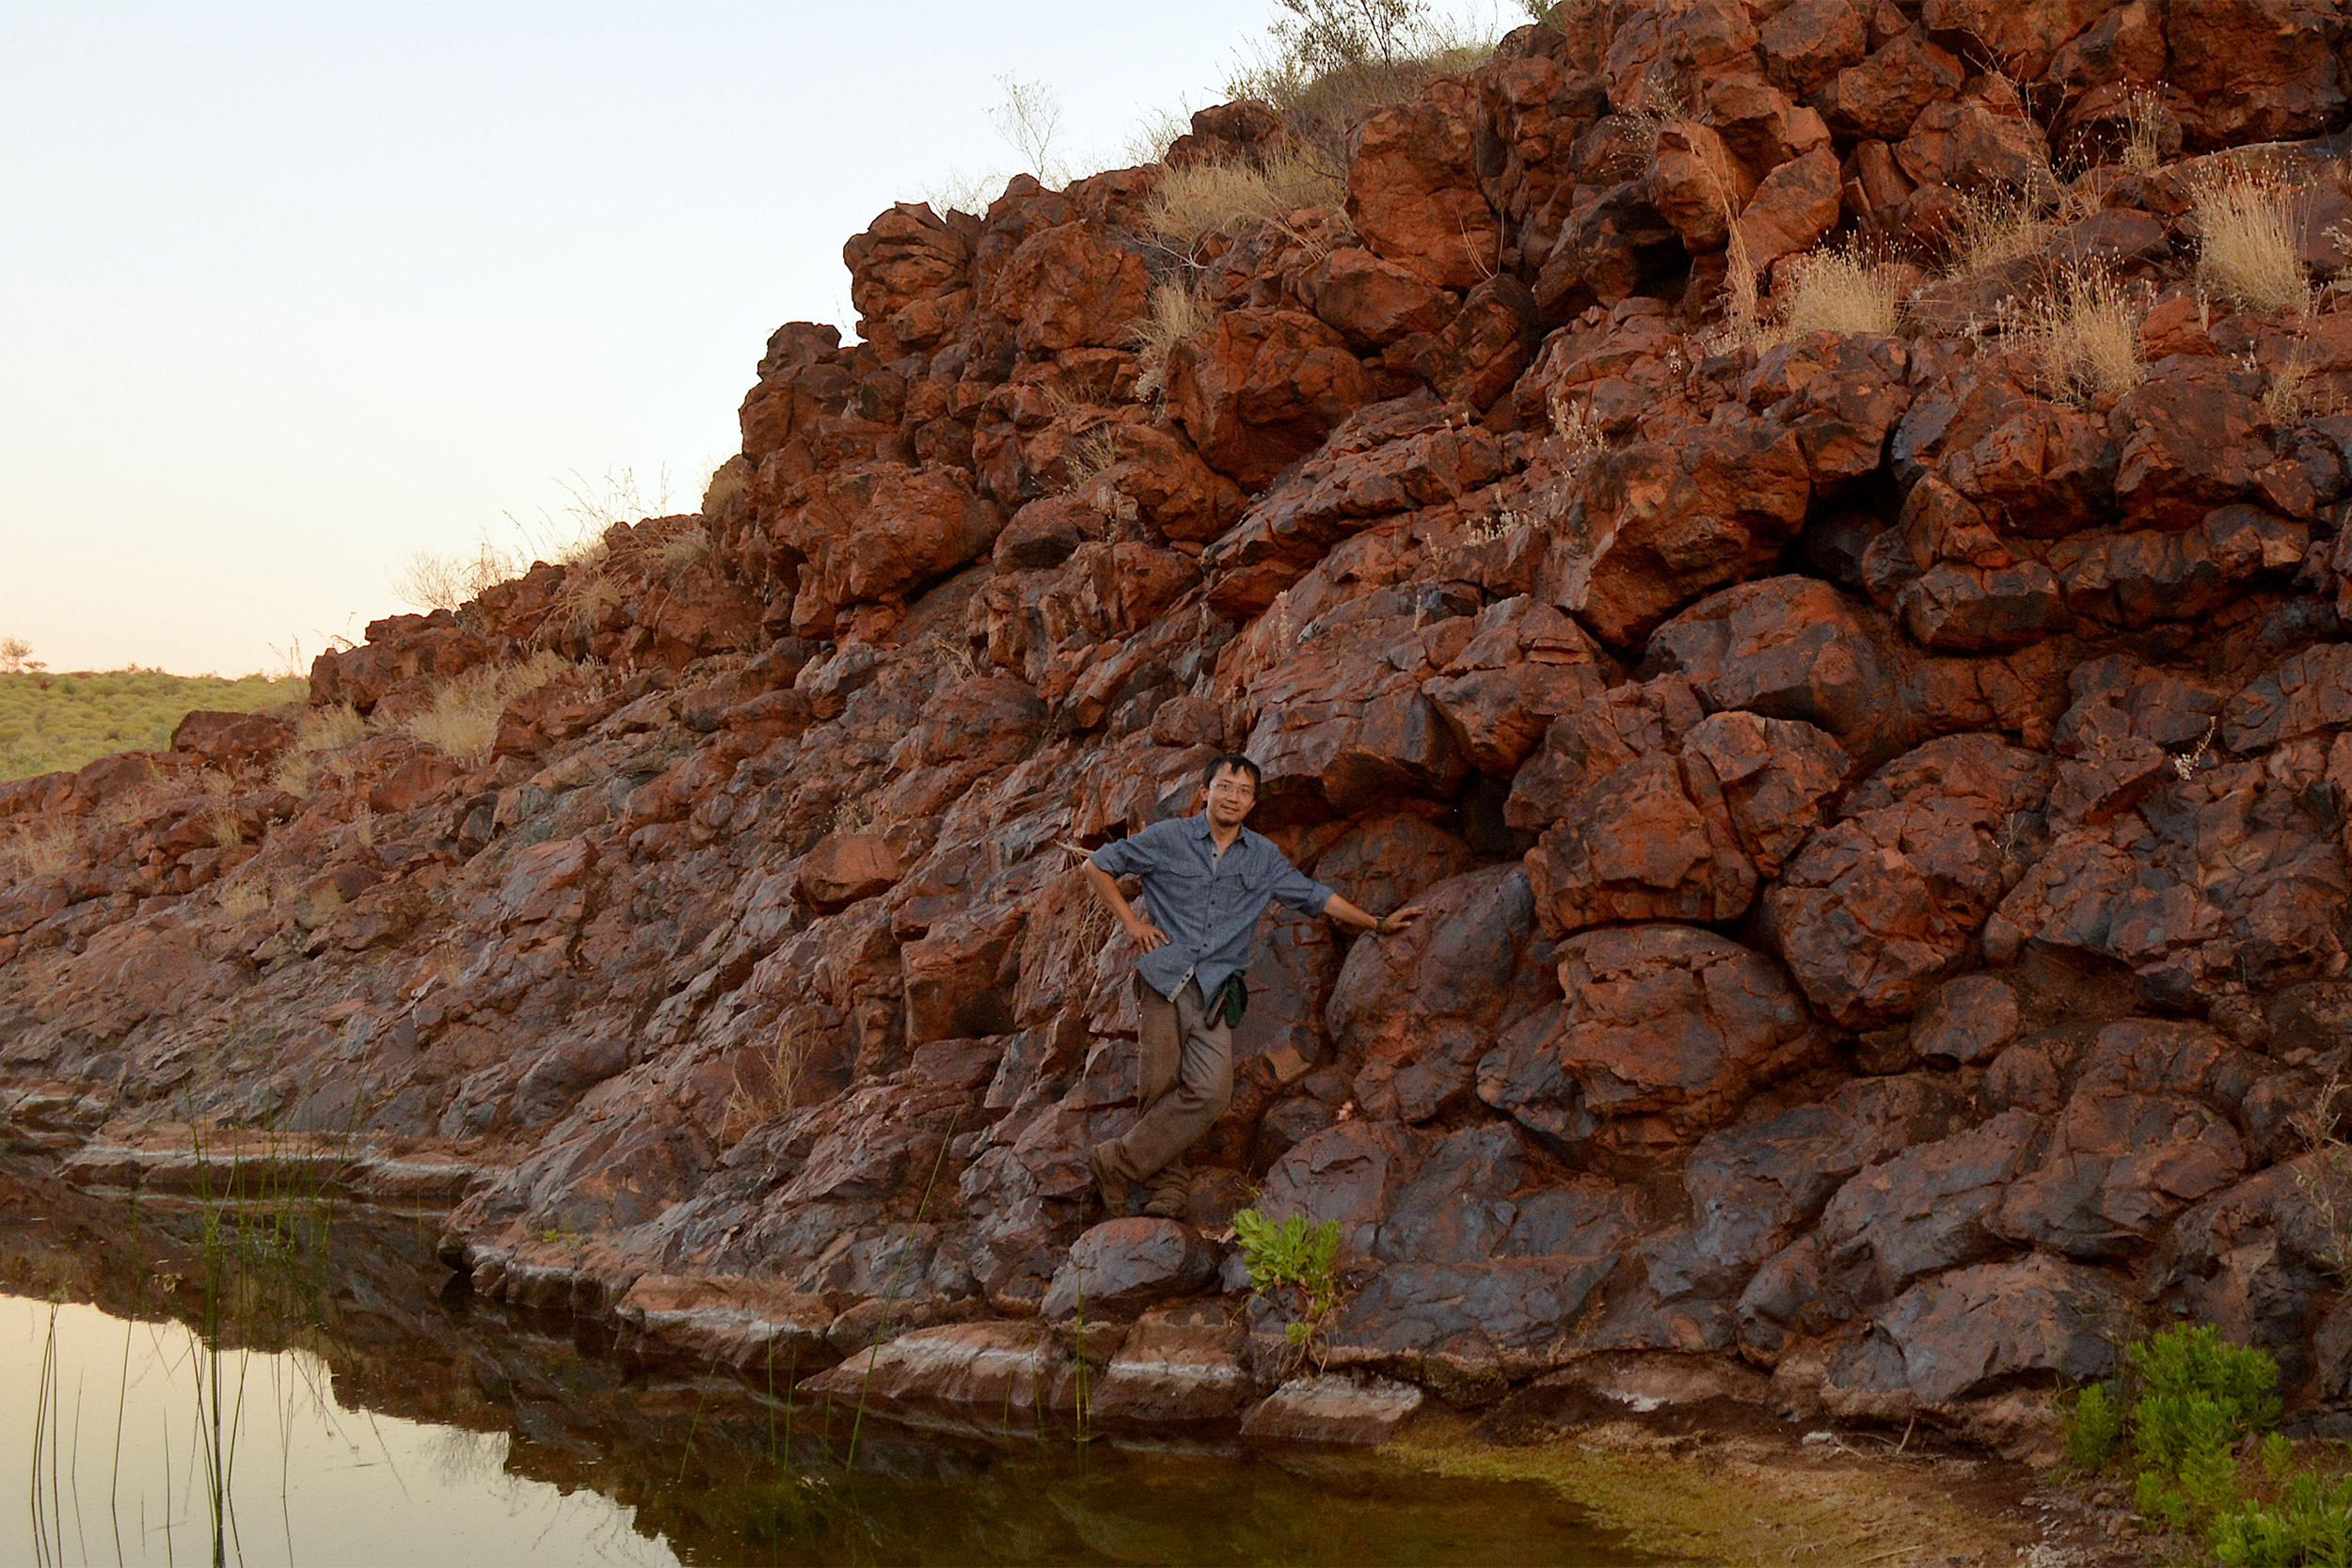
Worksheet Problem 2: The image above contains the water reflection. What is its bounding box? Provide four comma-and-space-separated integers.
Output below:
0, 1192, 1659, 1566
4, 1295, 671, 1565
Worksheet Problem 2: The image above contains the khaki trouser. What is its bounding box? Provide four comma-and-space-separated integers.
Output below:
1102, 974, 1234, 1201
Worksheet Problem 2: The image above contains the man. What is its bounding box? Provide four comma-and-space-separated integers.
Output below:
1078, 753, 1422, 1219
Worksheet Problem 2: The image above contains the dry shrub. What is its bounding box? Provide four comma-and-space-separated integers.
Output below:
269, 751, 316, 798
700, 457, 751, 519
2195, 169, 2312, 315
405, 653, 568, 768
1230, 1, 1497, 176
5, 823, 75, 879
1134, 283, 1213, 399
547, 553, 622, 644
215, 875, 272, 920
1145, 155, 1343, 247
1777, 248, 1907, 338
1120, 103, 1196, 169
391, 541, 523, 614
1950, 185, 2052, 276
2121, 87, 2168, 175
828, 793, 872, 835
2265, 356, 2329, 424
271, 703, 367, 796
723, 1033, 809, 1141
1547, 388, 1606, 458
653, 524, 713, 575
1058, 425, 1124, 494
2016, 263, 2147, 405
543, 515, 713, 646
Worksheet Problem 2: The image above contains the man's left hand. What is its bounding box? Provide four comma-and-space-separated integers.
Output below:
1378, 905, 1425, 936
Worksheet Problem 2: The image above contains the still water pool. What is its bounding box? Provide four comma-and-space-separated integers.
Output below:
0, 1200, 1659, 1565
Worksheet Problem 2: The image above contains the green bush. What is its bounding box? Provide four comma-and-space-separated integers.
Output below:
2075, 1325, 2352, 1561
2128, 1325, 2282, 1534
2065, 1381, 2126, 1471
2212, 1472, 2352, 1567
2136, 1323, 2285, 1432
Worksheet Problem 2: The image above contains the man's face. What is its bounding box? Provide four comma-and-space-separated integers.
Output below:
1204, 764, 1257, 826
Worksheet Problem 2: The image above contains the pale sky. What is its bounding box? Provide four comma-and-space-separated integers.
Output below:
2, 2, 1500, 677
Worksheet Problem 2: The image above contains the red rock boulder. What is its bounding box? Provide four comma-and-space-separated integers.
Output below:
1166, 309, 1378, 490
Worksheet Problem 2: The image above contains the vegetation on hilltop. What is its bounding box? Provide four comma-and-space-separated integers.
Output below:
0, 667, 306, 782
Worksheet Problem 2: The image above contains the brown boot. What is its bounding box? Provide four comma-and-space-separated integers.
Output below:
1141, 1167, 1189, 1220
1089, 1143, 1133, 1214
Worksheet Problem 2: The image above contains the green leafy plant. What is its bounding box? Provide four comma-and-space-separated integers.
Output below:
2128, 1324, 2281, 1534
2212, 1471, 2352, 1566
2065, 1380, 2126, 1471
1232, 1207, 1347, 1371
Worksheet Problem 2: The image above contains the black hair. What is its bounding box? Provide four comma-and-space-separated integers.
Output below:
1200, 753, 1261, 791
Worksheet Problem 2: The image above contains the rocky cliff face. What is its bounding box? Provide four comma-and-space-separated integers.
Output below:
8, 0, 2352, 1454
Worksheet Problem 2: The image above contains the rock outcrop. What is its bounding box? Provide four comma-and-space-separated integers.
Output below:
9, 0, 2352, 1456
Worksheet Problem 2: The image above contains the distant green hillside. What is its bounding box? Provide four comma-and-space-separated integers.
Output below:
0, 670, 308, 782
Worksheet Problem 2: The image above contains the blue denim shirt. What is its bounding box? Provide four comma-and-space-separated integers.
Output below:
1089, 814, 1334, 1001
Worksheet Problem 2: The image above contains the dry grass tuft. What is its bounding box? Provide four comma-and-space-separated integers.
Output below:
2121, 87, 2168, 175
271, 703, 368, 796
1776, 249, 1907, 338
2014, 263, 2148, 405
1949, 185, 2051, 277
1134, 283, 1213, 400
1231, 9, 1498, 178
2265, 353, 2336, 425
5, 823, 76, 879
2195, 169, 2312, 315
1059, 425, 1125, 493
723, 1032, 810, 1143
1145, 154, 1343, 247
1547, 388, 1606, 459
215, 875, 271, 921
391, 541, 523, 614
404, 652, 568, 768
547, 551, 622, 645
700, 457, 751, 519
541, 515, 714, 646
828, 793, 872, 836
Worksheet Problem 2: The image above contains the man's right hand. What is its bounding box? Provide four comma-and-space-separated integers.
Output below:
1127, 919, 1169, 953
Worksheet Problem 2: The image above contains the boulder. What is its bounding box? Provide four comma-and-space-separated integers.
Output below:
1344, 80, 1501, 290
1549, 419, 1812, 647
1041, 1218, 1221, 1320
1478, 925, 1825, 1154
1412, 275, 1542, 410
1816, 30, 1965, 141
800, 1322, 1074, 1427
1525, 751, 1759, 932
1735, 147, 1841, 270
1909, 974, 2020, 1065
1763, 734, 2052, 1028
1816, 1109, 2042, 1305
1302, 247, 1456, 348
169, 710, 294, 770
990, 222, 1150, 353
1166, 309, 1378, 490
793, 833, 902, 911
1824, 1256, 2132, 1415
1425, 596, 1613, 777
1760, 0, 1870, 95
